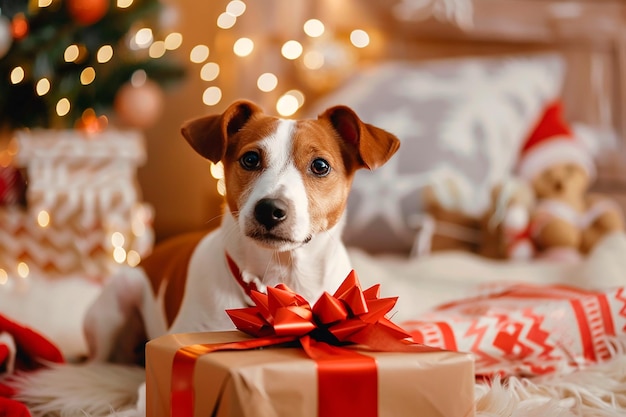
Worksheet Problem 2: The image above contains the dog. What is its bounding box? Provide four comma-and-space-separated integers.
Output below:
83, 99, 400, 365
10, 99, 399, 416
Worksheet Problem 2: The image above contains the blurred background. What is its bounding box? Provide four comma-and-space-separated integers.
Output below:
2, 0, 626, 275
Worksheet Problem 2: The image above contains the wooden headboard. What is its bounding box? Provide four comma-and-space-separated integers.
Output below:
346, 0, 626, 195
364, 0, 626, 136
236, 0, 624, 145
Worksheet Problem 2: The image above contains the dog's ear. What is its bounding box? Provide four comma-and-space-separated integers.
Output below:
180, 100, 263, 163
319, 105, 400, 170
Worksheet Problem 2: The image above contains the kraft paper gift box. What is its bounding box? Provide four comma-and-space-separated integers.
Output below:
145, 330, 475, 417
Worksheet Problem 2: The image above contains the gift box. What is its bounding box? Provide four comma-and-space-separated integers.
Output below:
146, 271, 475, 417
146, 330, 475, 417
0, 130, 154, 281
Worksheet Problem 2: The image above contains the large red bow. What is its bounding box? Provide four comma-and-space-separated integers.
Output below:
226, 270, 415, 351
171, 271, 440, 417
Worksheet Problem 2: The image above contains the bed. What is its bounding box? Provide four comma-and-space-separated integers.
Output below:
309, 0, 626, 415
3, 0, 626, 416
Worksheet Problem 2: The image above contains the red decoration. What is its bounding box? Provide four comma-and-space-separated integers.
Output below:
114, 80, 164, 128
516, 100, 595, 180
226, 270, 412, 345
10, 13, 29, 40
74, 108, 108, 133
66, 0, 109, 26
0, 313, 65, 416
0, 165, 24, 206
0, 314, 64, 371
171, 270, 441, 417
0, 397, 30, 417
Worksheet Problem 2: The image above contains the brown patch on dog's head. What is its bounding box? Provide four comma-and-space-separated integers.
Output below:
290, 120, 353, 233
220, 116, 281, 217
180, 99, 263, 164
181, 100, 273, 217
180, 101, 400, 240
291, 106, 401, 233
318, 105, 400, 170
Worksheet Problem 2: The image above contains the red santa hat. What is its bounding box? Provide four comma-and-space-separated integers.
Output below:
516, 101, 595, 180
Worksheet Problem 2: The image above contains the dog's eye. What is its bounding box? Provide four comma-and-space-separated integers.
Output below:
310, 158, 331, 177
240, 151, 261, 170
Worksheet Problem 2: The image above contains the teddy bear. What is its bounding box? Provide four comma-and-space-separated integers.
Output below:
514, 101, 624, 261
418, 175, 535, 259
479, 178, 536, 260
415, 177, 482, 256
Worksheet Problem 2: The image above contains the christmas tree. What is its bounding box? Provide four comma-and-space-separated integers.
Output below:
0, 0, 185, 130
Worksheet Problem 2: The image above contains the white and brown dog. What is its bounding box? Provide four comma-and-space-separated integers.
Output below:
82, 99, 400, 366
13, 100, 398, 415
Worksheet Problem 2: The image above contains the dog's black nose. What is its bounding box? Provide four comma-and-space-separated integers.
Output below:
254, 198, 288, 230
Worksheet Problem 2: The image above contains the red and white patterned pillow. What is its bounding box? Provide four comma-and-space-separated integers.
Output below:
402, 284, 626, 378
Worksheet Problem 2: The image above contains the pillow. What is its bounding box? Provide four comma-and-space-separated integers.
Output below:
0, 276, 100, 360
310, 53, 566, 253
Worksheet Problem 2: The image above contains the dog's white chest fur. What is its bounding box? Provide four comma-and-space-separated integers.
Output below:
169, 216, 351, 334
167, 118, 352, 333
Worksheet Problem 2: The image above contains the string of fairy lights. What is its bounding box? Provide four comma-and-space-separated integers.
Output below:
5, 0, 185, 130
192, 0, 370, 115
7, 0, 370, 127
198, 0, 372, 196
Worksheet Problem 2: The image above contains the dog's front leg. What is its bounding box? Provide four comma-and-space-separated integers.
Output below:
83, 267, 166, 363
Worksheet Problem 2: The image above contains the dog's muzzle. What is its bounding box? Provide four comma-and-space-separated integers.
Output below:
254, 198, 288, 231
247, 197, 311, 248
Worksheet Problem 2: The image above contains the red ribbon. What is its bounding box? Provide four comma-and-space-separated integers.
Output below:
171, 270, 439, 417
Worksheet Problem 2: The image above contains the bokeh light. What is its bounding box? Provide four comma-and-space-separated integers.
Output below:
350, 29, 370, 48
303, 19, 325, 37
281, 40, 303, 60
233, 38, 254, 57
203, 86, 222, 106
257, 72, 278, 92
190, 45, 210, 63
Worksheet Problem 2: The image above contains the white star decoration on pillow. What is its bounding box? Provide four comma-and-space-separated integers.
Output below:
371, 107, 422, 139
348, 154, 432, 240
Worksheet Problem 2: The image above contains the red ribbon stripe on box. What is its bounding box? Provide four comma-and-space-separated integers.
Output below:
170, 270, 441, 417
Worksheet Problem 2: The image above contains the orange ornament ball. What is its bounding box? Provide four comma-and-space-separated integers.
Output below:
114, 80, 165, 129
66, 0, 109, 25
10, 13, 29, 40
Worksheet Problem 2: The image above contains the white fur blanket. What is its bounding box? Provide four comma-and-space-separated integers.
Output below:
10, 352, 626, 417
